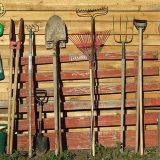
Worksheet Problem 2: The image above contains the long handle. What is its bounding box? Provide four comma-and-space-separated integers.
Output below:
7, 50, 13, 154
90, 65, 95, 157
135, 28, 144, 155
90, 16, 96, 157
135, 62, 140, 153
39, 101, 42, 134
139, 28, 144, 155
53, 52, 60, 155
120, 42, 126, 152
28, 29, 33, 158
9, 48, 20, 154
58, 82, 62, 153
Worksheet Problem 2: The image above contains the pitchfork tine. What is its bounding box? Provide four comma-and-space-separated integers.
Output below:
126, 18, 134, 44
125, 17, 128, 42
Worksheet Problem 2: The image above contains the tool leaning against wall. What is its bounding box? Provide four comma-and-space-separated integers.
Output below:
113, 16, 133, 153
0, 19, 4, 80
45, 15, 67, 156
0, 3, 5, 81
26, 24, 39, 158
35, 89, 49, 156
7, 18, 25, 155
133, 19, 147, 156
69, 7, 110, 157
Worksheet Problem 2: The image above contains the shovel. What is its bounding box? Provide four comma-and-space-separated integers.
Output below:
45, 15, 67, 155
35, 90, 48, 155
133, 19, 147, 155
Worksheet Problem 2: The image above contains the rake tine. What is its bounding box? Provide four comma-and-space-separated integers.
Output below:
76, 7, 108, 18
94, 7, 108, 18
76, 9, 90, 17
125, 17, 128, 42
126, 19, 134, 44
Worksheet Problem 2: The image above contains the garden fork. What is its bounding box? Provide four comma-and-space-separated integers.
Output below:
113, 16, 133, 152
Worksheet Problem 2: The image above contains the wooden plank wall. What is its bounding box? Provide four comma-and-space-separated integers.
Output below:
0, 0, 160, 150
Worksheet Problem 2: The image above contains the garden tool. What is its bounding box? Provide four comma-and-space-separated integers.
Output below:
69, 7, 108, 157
26, 24, 39, 158
35, 90, 48, 156
0, 3, 5, 37
7, 18, 24, 155
0, 3, 5, 18
45, 15, 66, 155
0, 3, 5, 80
133, 19, 147, 156
0, 54, 4, 80
113, 16, 133, 152
0, 23, 4, 37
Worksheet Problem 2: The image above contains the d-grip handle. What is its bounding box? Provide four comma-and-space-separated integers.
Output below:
35, 89, 47, 103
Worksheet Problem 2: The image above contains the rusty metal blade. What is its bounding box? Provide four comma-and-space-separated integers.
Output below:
45, 15, 66, 49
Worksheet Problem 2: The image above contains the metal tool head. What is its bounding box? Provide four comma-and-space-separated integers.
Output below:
25, 24, 39, 32
133, 19, 147, 31
9, 19, 15, 42
45, 15, 67, 49
0, 3, 5, 17
18, 18, 25, 44
76, 6, 108, 18
113, 16, 133, 44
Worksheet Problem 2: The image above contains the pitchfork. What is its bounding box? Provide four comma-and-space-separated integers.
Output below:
113, 16, 133, 152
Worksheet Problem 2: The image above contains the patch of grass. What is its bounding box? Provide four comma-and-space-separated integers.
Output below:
94, 142, 160, 160
0, 144, 160, 160
41, 150, 76, 160
0, 150, 21, 160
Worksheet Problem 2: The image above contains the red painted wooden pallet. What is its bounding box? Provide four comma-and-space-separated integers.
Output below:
17, 130, 158, 150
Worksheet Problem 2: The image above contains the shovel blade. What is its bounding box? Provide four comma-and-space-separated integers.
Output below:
45, 15, 67, 49
36, 134, 49, 155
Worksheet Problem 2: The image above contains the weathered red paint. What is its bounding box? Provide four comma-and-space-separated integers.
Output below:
17, 130, 158, 150
17, 113, 158, 131
17, 98, 160, 113
19, 82, 160, 97
20, 67, 159, 82
20, 51, 158, 65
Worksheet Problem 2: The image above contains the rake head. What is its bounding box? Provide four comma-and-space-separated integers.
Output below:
76, 6, 108, 18
69, 31, 111, 58
26, 24, 39, 33
0, 3, 5, 17
133, 19, 147, 31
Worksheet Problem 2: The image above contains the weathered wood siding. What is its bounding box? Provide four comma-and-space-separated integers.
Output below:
0, 0, 160, 150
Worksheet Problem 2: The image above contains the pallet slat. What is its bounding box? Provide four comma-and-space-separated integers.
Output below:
17, 130, 158, 150
17, 113, 158, 131
20, 67, 159, 82
17, 98, 160, 113
19, 82, 160, 97
20, 51, 158, 65
2, 0, 160, 11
